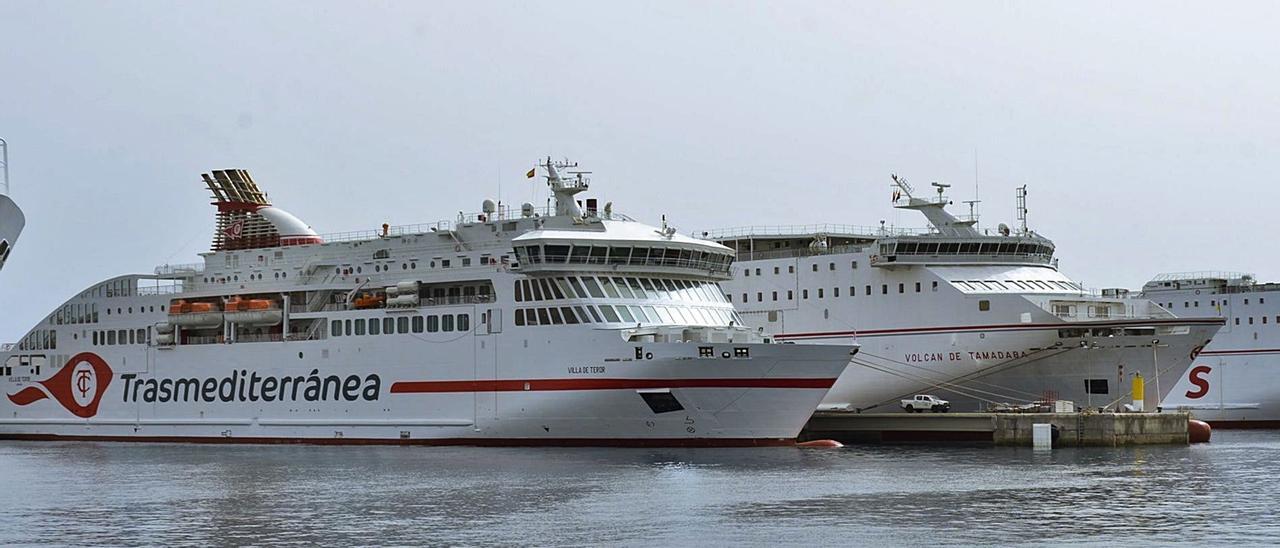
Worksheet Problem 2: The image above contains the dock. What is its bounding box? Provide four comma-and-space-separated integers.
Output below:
801, 411, 1195, 447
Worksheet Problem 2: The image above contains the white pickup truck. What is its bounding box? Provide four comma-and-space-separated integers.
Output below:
901, 394, 951, 413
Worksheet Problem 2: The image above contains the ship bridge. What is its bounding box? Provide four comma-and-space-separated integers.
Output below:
511, 220, 735, 280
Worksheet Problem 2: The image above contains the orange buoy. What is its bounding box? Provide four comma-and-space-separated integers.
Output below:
1189, 419, 1212, 443
797, 439, 844, 448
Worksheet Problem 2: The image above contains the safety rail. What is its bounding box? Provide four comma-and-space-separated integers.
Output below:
1148, 271, 1253, 283
317, 208, 636, 244
154, 263, 205, 276
734, 244, 871, 262
289, 294, 496, 314
697, 224, 933, 240
517, 254, 732, 274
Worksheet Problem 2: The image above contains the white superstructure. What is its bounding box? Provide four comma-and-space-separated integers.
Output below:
1143, 272, 1280, 427
705, 176, 1222, 413
0, 138, 23, 273
0, 160, 856, 446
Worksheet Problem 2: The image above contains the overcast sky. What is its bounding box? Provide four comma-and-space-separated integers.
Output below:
2, 1, 1278, 339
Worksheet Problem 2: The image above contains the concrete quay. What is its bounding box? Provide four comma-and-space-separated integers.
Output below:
801, 411, 1194, 447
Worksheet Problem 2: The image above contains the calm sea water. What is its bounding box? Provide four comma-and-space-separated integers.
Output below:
1, 431, 1277, 546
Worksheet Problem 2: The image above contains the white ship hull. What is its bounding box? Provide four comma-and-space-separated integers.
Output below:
0, 331, 851, 445
773, 318, 1219, 412
1145, 273, 1280, 427
0, 194, 23, 273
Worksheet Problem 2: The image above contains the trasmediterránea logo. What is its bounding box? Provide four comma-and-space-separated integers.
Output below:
7, 352, 113, 418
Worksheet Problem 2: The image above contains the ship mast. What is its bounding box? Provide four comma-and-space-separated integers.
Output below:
540, 157, 590, 219
0, 138, 9, 196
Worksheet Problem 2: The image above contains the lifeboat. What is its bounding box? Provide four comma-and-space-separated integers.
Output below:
168, 300, 224, 328
224, 298, 283, 326
354, 293, 385, 309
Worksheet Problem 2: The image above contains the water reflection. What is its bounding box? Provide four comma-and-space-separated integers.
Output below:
0, 432, 1277, 545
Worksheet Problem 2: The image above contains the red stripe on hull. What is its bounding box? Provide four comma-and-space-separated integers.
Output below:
390, 378, 838, 394
0, 433, 798, 447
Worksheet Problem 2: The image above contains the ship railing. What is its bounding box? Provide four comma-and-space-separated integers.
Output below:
288, 294, 496, 314
518, 254, 732, 275
1148, 271, 1252, 283
317, 208, 635, 244
734, 244, 870, 262
154, 263, 206, 276
697, 224, 933, 240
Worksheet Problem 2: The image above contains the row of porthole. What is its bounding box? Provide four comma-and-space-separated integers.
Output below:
203, 271, 290, 283
105, 305, 163, 315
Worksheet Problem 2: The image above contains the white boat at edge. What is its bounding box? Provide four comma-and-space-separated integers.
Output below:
0, 138, 22, 274
0, 159, 856, 446
1143, 272, 1280, 427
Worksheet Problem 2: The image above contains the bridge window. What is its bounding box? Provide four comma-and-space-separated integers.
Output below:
979, 300, 990, 311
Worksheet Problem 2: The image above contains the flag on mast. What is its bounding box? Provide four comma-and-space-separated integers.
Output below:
525, 167, 536, 178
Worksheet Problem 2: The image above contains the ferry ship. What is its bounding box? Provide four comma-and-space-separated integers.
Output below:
0, 160, 856, 446
703, 176, 1223, 412
1143, 272, 1280, 427
0, 139, 22, 273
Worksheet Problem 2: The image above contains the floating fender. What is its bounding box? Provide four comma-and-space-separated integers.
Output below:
797, 439, 844, 448
1189, 419, 1212, 444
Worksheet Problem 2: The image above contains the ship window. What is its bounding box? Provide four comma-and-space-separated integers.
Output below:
383, 317, 395, 334
642, 306, 660, 323
331, 320, 342, 337
561, 307, 580, 324
554, 278, 576, 299
92, 331, 99, 345
345, 320, 352, 336
514, 281, 524, 302
545, 245, 570, 262
789, 265, 795, 273
589, 246, 608, 265
514, 310, 526, 326
570, 245, 591, 263
771, 291, 778, 301
632, 247, 651, 265
755, 292, 762, 302
631, 306, 652, 322
626, 278, 647, 299
1249, 317, 1255, 325
881, 285, 888, 295
599, 305, 621, 323
616, 306, 636, 323
528, 279, 544, 301
774, 267, 780, 275
369, 318, 381, 335
434, 314, 449, 332
915, 282, 921, 293
787, 290, 794, 300
898, 283, 905, 294
742, 293, 748, 304
600, 277, 621, 298
355, 320, 366, 336
108, 330, 116, 345
802, 289, 809, 299
1235, 318, 1240, 325
979, 300, 991, 311
1264, 316, 1269, 324
818, 288, 825, 298
545, 307, 563, 324
545, 278, 565, 299
412, 316, 424, 333
865, 285, 871, 296
457, 314, 470, 331
398, 317, 410, 333
581, 277, 606, 298
585, 305, 603, 323
1085, 379, 1109, 395
427, 315, 440, 332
